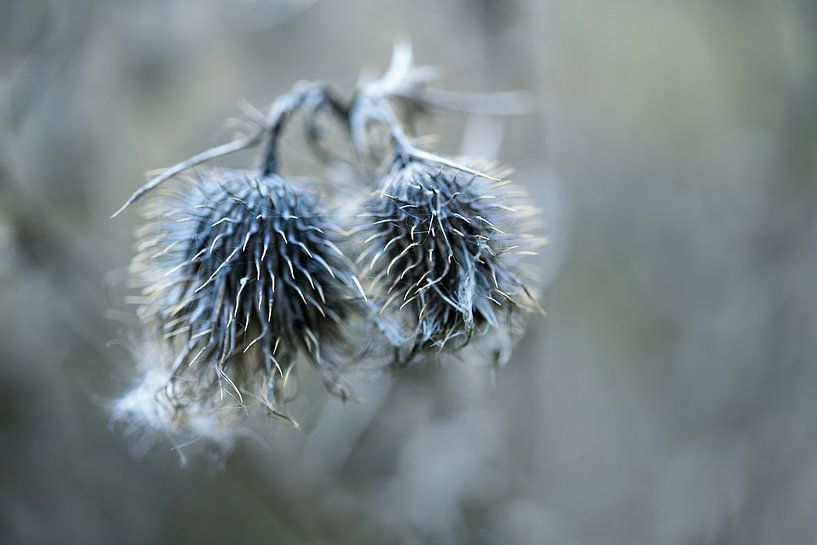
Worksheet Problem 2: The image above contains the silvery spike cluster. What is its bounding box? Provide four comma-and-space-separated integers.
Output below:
112, 44, 546, 442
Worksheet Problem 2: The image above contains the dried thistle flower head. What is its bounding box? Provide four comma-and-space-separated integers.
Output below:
129, 169, 367, 424
359, 157, 543, 365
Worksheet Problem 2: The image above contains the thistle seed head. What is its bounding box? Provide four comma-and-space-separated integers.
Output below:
360, 158, 543, 364
130, 169, 366, 423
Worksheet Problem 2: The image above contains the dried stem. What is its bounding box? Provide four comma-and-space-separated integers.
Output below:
112, 43, 524, 218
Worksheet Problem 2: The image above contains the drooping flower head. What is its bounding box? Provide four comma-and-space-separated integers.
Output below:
130, 169, 366, 422
359, 156, 543, 366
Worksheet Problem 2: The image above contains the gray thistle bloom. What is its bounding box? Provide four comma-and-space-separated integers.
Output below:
130, 170, 366, 416
345, 44, 544, 365
359, 156, 543, 365
113, 83, 371, 439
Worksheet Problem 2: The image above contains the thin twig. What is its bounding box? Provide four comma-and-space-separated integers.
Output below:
111, 131, 264, 218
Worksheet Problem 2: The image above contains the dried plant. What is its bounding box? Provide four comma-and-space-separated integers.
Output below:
130, 170, 366, 407
359, 158, 543, 366
347, 45, 544, 365
112, 44, 544, 444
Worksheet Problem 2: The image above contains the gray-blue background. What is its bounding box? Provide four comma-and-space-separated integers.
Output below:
1, 1, 815, 543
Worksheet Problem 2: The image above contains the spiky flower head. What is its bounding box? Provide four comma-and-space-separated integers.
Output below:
130, 169, 366, 424
359, 157, 543, 365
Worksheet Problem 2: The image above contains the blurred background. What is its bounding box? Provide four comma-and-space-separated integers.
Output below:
2, 0, 816, 543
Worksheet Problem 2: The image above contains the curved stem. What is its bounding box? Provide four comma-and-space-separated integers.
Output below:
111, 44, 517, 219
112, 82, 345, 217
257, 82, 346, 178
347, 45, 508, 181
350, 93, 502, 182
111, 131, 264, 218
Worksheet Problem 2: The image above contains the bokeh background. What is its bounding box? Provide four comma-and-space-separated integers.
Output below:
2, 1, 816, 543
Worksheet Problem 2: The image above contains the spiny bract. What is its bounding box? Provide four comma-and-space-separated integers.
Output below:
359, 158, 543, 365
130, 169, 366, 416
